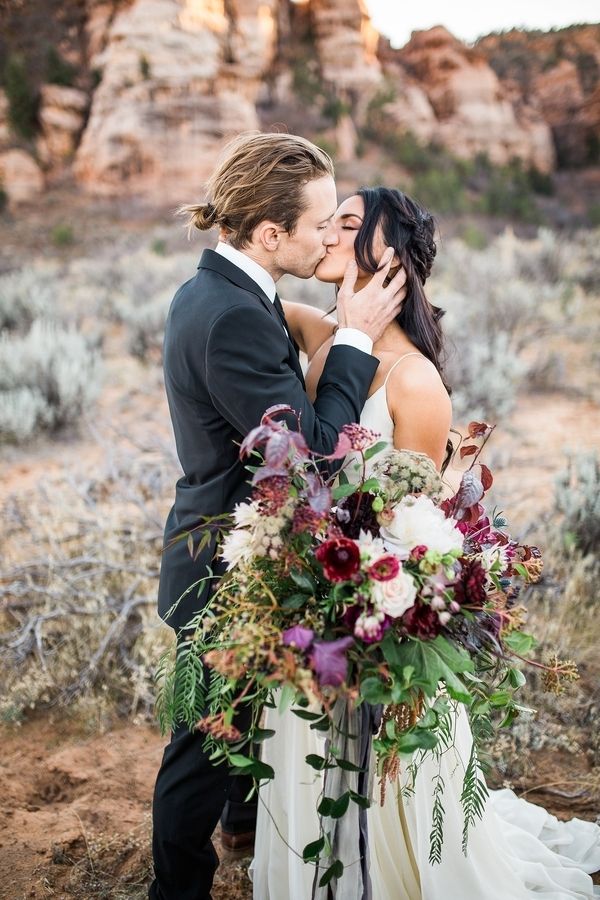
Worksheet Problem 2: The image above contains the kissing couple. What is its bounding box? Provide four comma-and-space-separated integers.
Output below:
149, 132, 600, 900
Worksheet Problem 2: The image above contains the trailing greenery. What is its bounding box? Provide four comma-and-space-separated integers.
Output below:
3, 53, 38, 139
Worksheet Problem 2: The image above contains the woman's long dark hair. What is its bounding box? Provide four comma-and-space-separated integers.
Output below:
354, 187, 453, 470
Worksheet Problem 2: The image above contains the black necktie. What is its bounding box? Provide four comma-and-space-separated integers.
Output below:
273, 294, 299, 355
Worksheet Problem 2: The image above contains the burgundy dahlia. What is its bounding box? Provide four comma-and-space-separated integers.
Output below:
453, 559, 487, 608
336, 493, 379, 539
402, 600, 441, 640
315, 537, 360, 582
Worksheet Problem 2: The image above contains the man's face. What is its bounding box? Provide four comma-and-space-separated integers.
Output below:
273, 175, 339, 279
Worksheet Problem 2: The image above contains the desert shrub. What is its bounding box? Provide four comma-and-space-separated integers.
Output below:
478, 161, 541, 223
123, 295, 170, 361
3, 53, 38, 139
0, 184, 7, 212
139, 53, 151, 80
554, 452, 600, 556
0, 267, 54, 332
431, 232, 565, 420
51, 223, 75, 246
460, 223, 489, 250
412, 167, 467, 215
0, 320, 101, 442
0, 446, 174, 723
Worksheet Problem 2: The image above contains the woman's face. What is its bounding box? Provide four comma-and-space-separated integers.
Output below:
314, 194, 368, 287
314, 194, 393, 288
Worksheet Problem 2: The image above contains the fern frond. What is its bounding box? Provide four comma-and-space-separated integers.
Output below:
428, 773, 446, 865
460, 743, 489, 856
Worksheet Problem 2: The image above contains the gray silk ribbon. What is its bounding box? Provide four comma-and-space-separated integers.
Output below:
311, 699, 382, 900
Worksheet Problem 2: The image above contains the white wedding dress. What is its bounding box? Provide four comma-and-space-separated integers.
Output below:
250, 355, 600, 899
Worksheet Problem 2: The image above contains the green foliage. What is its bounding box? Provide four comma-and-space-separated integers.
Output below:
478, 161, 542, 222
151, 238, 167, 256
0, 184, 7, 213
554, 452, 600, 556
460, 223, 489, 250
412, 167, 467, 215
139, 53, 151, 80
51, 223, 75, 246
428, 773, 446, 865
46, 46, 78, 87
460, 743, 489, 854
3, 53, 38, 139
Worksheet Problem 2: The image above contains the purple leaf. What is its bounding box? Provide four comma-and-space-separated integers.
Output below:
454, 471, 484, 512
323, 432, 353, 461
240, 424, 271, 459
262, 404, 294, 423
305, 473, 332, 517
265, 430, 292, 467
309, 636, 354, 687
289, 431, 309, 458
282, 625, 314, 650
252, 465, 288, 485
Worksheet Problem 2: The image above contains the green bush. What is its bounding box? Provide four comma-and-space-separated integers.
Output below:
139, 53, 151, 80
0, 320, 101, 442
554, 453, 600, 556
51, 224, 75, 246
0, 184, 7, 213
46, 46, 78, 87
479, 162, 542, 223
460, 223, 488, 250
412, 168, 467, 215
3, 53, 38, 140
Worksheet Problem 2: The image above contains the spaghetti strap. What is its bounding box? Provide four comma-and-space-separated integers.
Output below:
383, 352, 428, 387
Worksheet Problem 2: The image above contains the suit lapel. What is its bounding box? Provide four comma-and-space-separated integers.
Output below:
198, 249, 305, 386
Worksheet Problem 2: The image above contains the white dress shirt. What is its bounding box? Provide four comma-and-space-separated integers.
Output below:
214, 241, 373, 356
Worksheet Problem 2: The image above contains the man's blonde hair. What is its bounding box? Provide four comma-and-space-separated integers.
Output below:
183, 132, 334, 248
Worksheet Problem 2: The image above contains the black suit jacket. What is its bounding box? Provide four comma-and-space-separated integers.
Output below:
158, 249, 379, 630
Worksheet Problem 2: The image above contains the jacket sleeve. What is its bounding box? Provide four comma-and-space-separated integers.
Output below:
205, 303, 379, 455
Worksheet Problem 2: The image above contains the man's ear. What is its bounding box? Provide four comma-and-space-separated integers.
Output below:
256, 221, 281, 253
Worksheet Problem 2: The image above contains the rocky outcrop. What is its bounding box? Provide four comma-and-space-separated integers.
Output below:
477, 25, 600, 167
38, 85, 88, 164
74, 0, 277, 198
0, 1, 596, 201
0, 149, 45, 206
392, 27, 555, 172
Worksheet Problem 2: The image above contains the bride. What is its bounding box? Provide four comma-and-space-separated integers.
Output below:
250, 187, 600, 899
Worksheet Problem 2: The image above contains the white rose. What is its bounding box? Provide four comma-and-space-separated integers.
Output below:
372, 567, 418, 618
380, 494, 463, 559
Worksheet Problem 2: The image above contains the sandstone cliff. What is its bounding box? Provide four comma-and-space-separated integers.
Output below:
0, 0, 597, 203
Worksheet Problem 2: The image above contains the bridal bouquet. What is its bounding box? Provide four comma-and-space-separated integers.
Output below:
157, 406, 577, 885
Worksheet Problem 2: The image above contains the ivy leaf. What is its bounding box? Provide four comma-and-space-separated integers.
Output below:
334, 758, 365, 773
360, 676, 392, 705
319, 859, 344, 887
306, 754, 335, 771
252, 727, 276, 743
331, 482, 358, 500
303, 836, 326, 861
364, 440, 389, 461
228, 753, 253, 768
329, 792, 350, 818
395, 729, 438, 753
504, 630, 537, 655
349, 790, 371, 809
360, 477, 380, 492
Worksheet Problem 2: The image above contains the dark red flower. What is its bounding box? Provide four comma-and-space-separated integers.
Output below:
335, 492, 379, 539
402, 600, 441, 640
368, 555, 400, 582
453, 559, 487, 608
315, 537, 360, 582
409, 545, 428, 562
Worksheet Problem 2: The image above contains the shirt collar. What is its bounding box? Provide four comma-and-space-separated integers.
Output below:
214, 241, 277, 303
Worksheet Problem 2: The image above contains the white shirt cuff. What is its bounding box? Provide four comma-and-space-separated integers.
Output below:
333, 327, 373, 356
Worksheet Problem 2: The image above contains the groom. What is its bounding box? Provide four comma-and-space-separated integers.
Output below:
150, 131, 406, 900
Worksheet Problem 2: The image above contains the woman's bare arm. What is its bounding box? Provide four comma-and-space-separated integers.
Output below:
281, 300, 336, 358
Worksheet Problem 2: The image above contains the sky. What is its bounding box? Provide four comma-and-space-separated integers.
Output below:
364, 0, 599, 48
